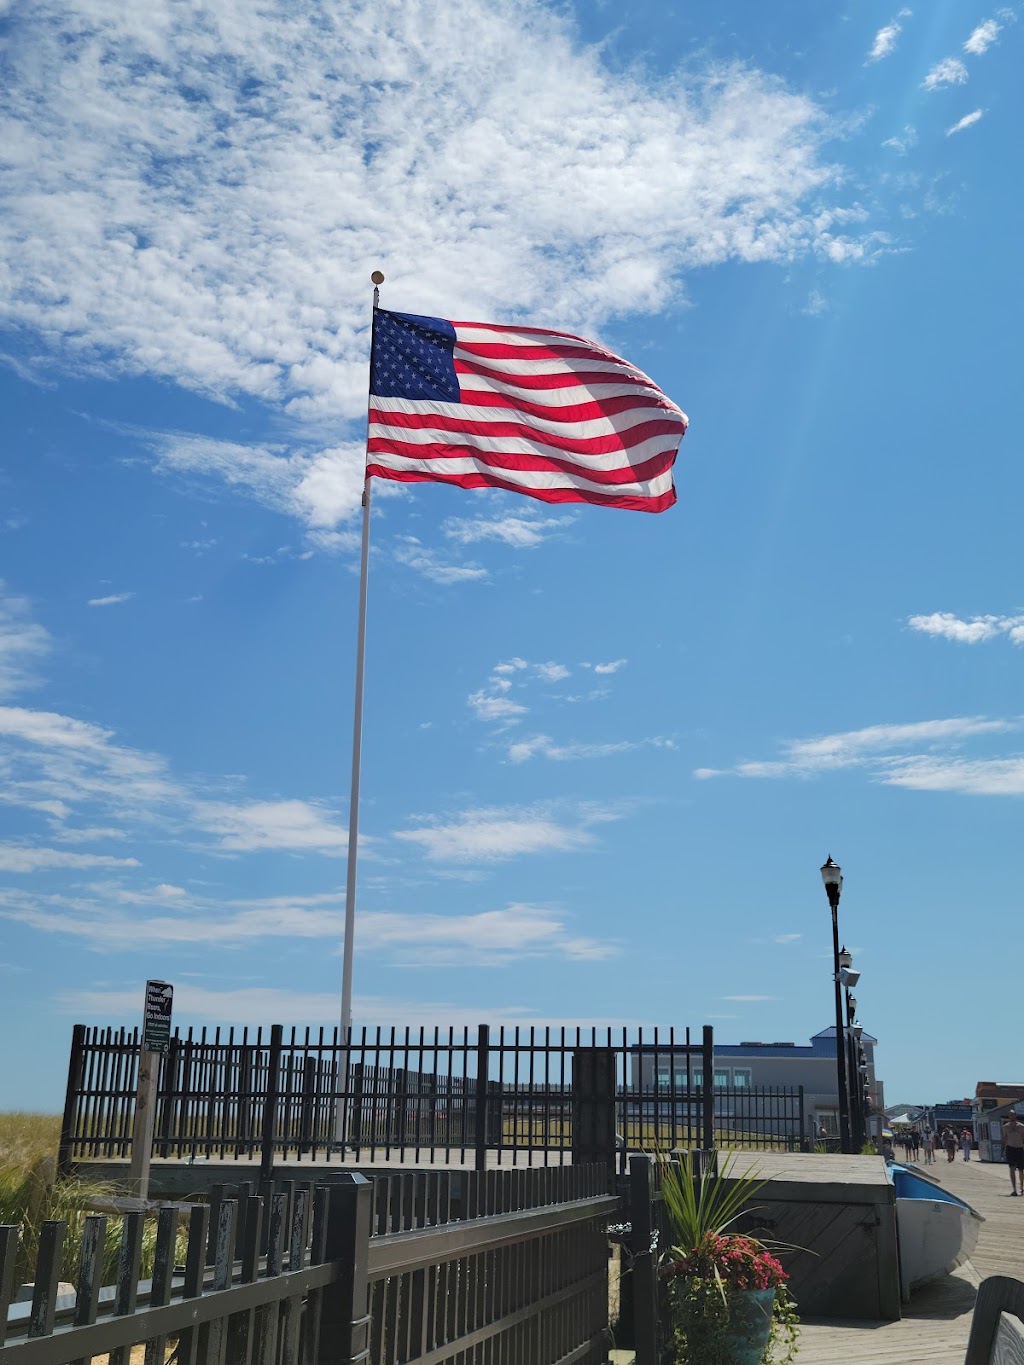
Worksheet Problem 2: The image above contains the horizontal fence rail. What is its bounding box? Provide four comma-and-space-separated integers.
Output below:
60, 1023, 805, 1174
2, 1166, 617, 1365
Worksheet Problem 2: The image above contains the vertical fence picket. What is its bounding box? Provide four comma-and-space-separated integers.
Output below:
143, 1207, 178, 1365
175, 1204, 210, 1365
108, 1211, 145, 1365
0, 1225, 20, 1347
28, 1220, 65, 1340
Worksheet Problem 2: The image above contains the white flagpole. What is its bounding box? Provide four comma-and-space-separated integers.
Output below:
335, 269, 384, 1145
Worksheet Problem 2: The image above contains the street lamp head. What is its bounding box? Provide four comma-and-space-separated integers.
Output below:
852, 1023, 864, 1039
838, 946, 853, 970
847, 994, 858, 1015
820, 856, 843, 908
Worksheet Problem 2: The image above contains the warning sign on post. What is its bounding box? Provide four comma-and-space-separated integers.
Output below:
143, 979, 173, 1054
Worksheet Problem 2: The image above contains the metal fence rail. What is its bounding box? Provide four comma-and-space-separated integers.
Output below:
1, 1167, 617, 1365
60, 1023, 805, 1175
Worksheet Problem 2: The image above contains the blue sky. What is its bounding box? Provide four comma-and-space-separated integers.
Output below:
1, 0, 1021, 1112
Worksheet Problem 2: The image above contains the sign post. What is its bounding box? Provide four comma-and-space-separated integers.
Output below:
128, 980, 173, 1199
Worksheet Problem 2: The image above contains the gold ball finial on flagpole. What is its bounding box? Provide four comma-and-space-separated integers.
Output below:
371, 270, 385, 285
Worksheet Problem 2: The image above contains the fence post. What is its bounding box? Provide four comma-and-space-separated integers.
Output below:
797, 1086, 805, 1154
701, 1026, 714, 1151
629, 1154, 659, 1365
572, 1047, 616, 1180
317, 1174, 373, 1365
58, 1024, 86, 1177
260, 1025, 283, 1182
474, 1024, 490, 1173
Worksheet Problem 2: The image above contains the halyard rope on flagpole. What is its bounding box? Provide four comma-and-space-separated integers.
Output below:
335, 268, 384, 1146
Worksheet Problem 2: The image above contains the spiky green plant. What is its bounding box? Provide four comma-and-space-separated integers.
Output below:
658, 1151, 770, 1253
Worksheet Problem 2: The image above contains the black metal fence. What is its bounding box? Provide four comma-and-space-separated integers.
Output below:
60, 1023, 805, 1175
1, 1167, 617, 1365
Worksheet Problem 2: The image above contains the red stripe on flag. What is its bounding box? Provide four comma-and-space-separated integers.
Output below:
366, 461, 678, 512
368, 406, 684, 453
366, 436, 677, 486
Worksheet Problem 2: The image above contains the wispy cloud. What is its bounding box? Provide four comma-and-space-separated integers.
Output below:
908, 611, 1024, 643
506, 734, 675, 764
722, 995, 776, 1003
57, 982, 631, 1029
883, 756, 1024, 796
468, 688, 529, 724
0, 585, 50, 698
444, 513, 575, 549
882, 126, 918, 155
591, 659, 627, 675
922, 58, 969, 89
393, 803, 617, 862
535, 662, 571, 683
772, 933, 802, 944
87, 592, 134, 607
1, 0, 874, 444
867, 10, 912, 62
696, 715, 1022, 794
964, 18, 1002, 55
194, 800, 347, 854
393, 537, 488, 585
0, 845, 140, 873
947, 109, 984, 136
1, 887, 614, 962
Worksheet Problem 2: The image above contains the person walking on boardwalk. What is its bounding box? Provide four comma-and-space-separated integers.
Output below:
960, 1128, 973, 1161
1003, 1113, 1024, 1194
922, 1125, 935, 1164
943, 1127, 958, 1163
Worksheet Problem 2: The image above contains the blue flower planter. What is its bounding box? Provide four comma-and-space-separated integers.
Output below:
720, 1288, 776, 1364
680, 1287, 776, 1364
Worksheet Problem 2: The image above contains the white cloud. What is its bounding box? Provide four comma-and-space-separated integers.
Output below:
802, 289, 828, 316
535, 662, 571, 683
468, 688, 528, 724
867, 12, 911, 63
0, 845, 140, 873
1, 886, 613, 961
964, 19, 1001, 54
493, 658, 529, 676
908, 611, 1024, 643
87, 592, 134, 607
394, 804, 608, 861
772, 933, 802, 944
0, 585, 50, 698
882, 756, 1024, 796
0, 0, 870, 441
195, 799, 346, 853
882, 126, 918, 155
947, 109, 984, 136
444, 513, 575, 549
392, 537, 488, 585
922, 58, 969, 89
58, 982, 631, 1029
506, 734, 675, 763
697, 715, 1024, 794
153, 433, 368, 539
592, 659, 627, 675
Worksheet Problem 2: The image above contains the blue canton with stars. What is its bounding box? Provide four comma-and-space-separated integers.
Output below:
370, 309, 461, 402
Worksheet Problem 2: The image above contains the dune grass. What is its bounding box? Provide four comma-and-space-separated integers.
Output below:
0, 1112, 186, 1287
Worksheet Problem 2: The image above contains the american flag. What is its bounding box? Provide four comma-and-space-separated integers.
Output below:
366, 309, 687, 512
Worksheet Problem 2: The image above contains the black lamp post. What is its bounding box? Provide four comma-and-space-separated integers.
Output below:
821, 857, 851, 1153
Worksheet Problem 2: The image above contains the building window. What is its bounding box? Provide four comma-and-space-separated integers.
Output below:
713, 1069, 730, 1088
732, 1069, 752, 1089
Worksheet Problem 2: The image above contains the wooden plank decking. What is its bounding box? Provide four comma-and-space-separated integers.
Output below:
798, 1153, 1024, 1363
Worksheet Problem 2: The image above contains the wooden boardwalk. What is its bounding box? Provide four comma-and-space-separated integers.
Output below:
798, 1154, 1024, 1363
